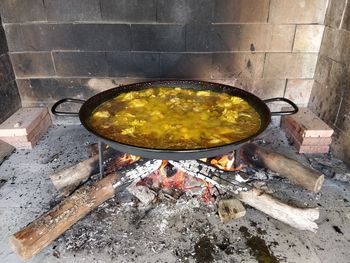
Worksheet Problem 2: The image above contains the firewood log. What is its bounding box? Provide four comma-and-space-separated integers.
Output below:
240, 143, 324, 193
50, 155, 100, 196
9, 172, 118, 260
239, 188, 319, 232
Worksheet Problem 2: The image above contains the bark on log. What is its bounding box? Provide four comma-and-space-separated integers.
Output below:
239, 188, 319, 232
240, 143, 324, 193
9, 172, 118, 260
50, 155, 100, 196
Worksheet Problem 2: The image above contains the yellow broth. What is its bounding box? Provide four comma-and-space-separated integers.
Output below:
89, 87, 261, 149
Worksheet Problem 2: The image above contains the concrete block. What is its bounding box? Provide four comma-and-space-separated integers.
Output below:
101, 0, 156, 22
10, 52, 55, 78
186, 25, 212, 51
331, 128, 350, 167
341, 1, 350, 31
211, 24, 294, 52
45, 0, 101, 21
335, 98, 350, 132
293, 25, 324, 52
4, 24, 131, 52
320, 27, 350, 64
0, 0, 46, 23
157, 0, 213, 23
313, 56, 332, 85
0, 81, 21, 124
284, 79, 314, 106
53, 52, 108, 77
160, 53, 211, 78
325, 0, 347, 28
211, 53, 265, 80
263, 53, 318, 79
269, 0, 328, 24
213, 0, 269, 23
0, 54, 15, 86
246, 79, 286, 100
0, 25, 8, 54
131, 25, 185, 52
107, 52, 160, 78
308, 81, 342, 126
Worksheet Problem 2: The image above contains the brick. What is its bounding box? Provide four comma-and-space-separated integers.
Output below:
157, 0, 213, 23
4, 24, 131, 52
0, 54, 15, 86
213, 0, 269, 23
293, 25, 324, 52
269, 0, 328, 24
211, 24, 294, 52
298, 145, 329, 154
10, 52, 55, 78
0, 113, 51, 143
101, 0, 156, 22
211, 53, 264, 80
160, 53, 211, 78
45, 0, 101, 21
282, 107, 334, 138
2, 115, 51, 149
53, 52, 108, 77
282, 118, 332, 145
107, 52, 159, 78
325, 0, 347, 28
284, 79, 314, 106
264, 53, 318, 79
131, 25, 185, 52
0, 0, 46, 23
0, 81, 21, 124
0, 107, 48, 137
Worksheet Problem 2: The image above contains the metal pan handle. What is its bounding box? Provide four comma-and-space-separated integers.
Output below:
263, 97, 298, 116
51, 98, 85, 116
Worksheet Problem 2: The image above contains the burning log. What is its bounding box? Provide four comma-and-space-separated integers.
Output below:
239, 188, 319, 232
218, 198, 246, 223
240, 143, 324, 193
9, 172, 118, 260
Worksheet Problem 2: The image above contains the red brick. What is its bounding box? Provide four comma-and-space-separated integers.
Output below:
282, 118, 332, 145
282, 107, 334, 138
0, 107, 48, 136
285, 129, 330, 153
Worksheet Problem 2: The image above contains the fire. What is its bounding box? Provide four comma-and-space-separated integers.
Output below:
116, 153, 141, 167
210, 151, 245, 171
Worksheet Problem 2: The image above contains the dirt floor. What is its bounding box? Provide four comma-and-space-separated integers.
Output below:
0, 124, 350, 263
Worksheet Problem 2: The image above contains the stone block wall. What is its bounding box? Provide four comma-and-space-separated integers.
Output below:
0, 15, 20, 123
309, 0, 350, 166
0, 0, 328, 108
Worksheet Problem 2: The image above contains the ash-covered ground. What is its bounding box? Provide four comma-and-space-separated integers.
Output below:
0, 124, 350, 263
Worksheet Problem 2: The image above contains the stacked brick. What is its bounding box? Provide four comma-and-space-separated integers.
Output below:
0, 108, 52, 149
281, 107, 333, 154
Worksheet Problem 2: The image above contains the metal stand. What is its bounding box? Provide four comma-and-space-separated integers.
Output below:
98, 139, 104, 179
